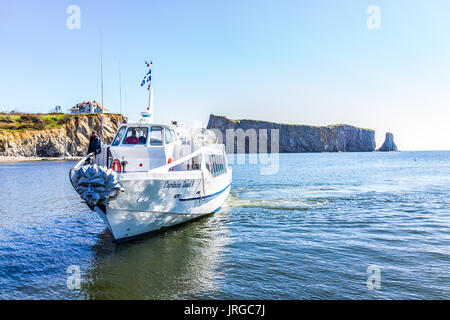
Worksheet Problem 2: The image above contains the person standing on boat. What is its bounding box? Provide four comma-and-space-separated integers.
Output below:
87, 130, 102, 155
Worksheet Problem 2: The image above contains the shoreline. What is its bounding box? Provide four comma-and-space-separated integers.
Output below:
0, 156, 83, 163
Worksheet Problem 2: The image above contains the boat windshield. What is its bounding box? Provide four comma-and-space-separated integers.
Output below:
112, 126, 126, 146
122, 127, 149, 145
165, 128, 176, 144
150, 126, 163, 146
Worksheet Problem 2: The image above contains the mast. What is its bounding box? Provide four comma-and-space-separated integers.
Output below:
124, 74, 128, 118
119, 61, 122, 115
99, 31, 104, 142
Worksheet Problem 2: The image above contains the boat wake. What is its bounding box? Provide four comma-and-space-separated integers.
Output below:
225, 192, 329, 211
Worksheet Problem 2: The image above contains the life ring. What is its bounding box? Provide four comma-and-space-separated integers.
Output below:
111, 159, 122, 172
168, 157, 174, 171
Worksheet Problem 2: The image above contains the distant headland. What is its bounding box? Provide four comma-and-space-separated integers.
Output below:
207, 114, 398, 153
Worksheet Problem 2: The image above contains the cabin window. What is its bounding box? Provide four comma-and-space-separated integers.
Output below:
150, 126, 163, 146
122, 127, 148, 145
171, 154, 201, 171
205, 155, 211, 173
222, 155, 226, 174
207, 153, 226, 178
213, 155, 218, 177
112, 126, 126, 146
170, 129, 177, 141
210, 155, 214, 177
165, 129, 173, 144
191, 155, 201, 170
222, 154, 227, 174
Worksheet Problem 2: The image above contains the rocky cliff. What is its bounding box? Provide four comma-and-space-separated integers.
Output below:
0, 114, 124, 157
377, 132, 398, 152
207, 114, 376, 153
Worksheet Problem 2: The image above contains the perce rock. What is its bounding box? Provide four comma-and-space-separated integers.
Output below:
207, 114, 376, 153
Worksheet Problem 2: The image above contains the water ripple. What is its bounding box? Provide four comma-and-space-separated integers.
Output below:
0, 152, 450, 299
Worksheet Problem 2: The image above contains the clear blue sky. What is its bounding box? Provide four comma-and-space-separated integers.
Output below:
1, 0, 449, 150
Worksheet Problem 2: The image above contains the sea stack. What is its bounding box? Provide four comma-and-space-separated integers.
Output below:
378, 132, 398, 152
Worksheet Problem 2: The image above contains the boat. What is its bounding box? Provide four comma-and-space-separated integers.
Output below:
69, 61, 232, 242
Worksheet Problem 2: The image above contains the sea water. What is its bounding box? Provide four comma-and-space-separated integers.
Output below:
0, 151, 448, 299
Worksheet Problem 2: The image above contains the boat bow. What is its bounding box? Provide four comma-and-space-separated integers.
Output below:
70, 153, 124, 207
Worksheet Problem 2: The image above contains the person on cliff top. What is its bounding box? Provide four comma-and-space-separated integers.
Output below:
87, 130, 102, 155
124, 129, 140, 144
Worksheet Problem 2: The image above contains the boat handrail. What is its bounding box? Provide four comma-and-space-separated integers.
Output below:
73, 152, 95, 170
151, 144, 226, 173
69, 152, 95, 194
151, 148, 204, 173
205, 143, 225, 151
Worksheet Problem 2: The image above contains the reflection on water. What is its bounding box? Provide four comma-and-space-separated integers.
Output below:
81, 211, 232, 299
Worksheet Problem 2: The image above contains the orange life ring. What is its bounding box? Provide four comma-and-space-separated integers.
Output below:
111, 159, 122, 172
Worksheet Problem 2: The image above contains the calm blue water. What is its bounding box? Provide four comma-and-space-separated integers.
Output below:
0, 151, 449, 299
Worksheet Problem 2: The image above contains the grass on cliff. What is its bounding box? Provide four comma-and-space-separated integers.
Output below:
212, 115, 375, 131
0, 113, 72, 131
0, 112, 120, 131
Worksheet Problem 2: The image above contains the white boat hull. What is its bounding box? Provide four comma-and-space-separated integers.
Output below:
93, 173, 231, 242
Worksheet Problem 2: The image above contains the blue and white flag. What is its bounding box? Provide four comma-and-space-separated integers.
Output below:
140, 69, 152, 87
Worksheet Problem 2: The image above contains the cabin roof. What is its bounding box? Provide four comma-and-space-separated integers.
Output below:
118, 122, 173, 129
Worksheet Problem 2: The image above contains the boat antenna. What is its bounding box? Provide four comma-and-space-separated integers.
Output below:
119, 60, 122, 115
124, 73, 128, 119
140, 60, 153, 123
99, 31, 105, 143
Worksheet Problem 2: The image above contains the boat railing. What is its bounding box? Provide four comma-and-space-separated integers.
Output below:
205, 143, 225, 151
73, 152, 95, 170
69, 152, 95, 194
151, 148, 204, 173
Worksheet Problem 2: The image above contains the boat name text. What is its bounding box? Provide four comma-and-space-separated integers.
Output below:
163, 180, 195, 189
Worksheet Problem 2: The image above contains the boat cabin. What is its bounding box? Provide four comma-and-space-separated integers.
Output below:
107, 123, 182, 172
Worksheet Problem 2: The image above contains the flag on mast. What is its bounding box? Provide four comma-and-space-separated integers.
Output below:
140, 60, 154, 123
141, 68, 151, 87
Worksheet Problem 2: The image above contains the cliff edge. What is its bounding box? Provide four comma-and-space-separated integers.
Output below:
207, 114, 376, 153
0, 113, 124, 157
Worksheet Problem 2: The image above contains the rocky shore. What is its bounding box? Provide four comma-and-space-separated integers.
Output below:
0, 113, 124, 158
